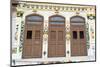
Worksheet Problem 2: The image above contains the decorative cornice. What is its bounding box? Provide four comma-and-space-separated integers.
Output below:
16, 2, 95, 12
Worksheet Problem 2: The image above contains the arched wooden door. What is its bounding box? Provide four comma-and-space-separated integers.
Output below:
70, 16, 87, 56
22, 14, 43, 58
48, 15, 66, 57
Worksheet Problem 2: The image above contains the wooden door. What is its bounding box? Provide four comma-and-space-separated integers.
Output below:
22, 14, 43, 58
48, 15, 66, 57
70, 16, 87, 56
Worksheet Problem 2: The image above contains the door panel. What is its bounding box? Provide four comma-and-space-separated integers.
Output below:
48, 30, 56, 57
32, 29, 42, 58
32, 44, 42, 58
48, 24, 66, 57
22, 15, 43, 59
22, 24, 43, 58
48, 45, 56, 57
56, 44, 66, 57
50, 31, 56, 41
23, 45, 32, 58
71, 25, 87, 56
70, 16, 87, 56
58, 31, 64, 41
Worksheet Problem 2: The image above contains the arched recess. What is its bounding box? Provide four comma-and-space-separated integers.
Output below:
48, 15, 66, 57
22, 14, 44, 58
70, 16, 87, 56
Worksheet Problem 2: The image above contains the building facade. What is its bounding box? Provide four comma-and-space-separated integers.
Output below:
12, 1, 96, 66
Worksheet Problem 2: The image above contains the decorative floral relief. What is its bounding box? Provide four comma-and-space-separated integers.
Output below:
43, 25, 48, 34
86, 23, 90, 49
87, 45, 90, 49
17, 11, 24, 17
15, 32, 18, 40
12, 48, 17, 54
91, 32, 94, 39
43, 34, 48, 41
87, 14, 95, 20
90, 25, 95, 40
44, 38, 47, 41
66, 32, 71, 40
65, 25, 70, 32
66, 28, 70, 32
43, 29, 48, 34
19, 46, 22, 52
55, 10, 59, 14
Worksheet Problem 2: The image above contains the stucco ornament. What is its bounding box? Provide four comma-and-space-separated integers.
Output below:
86, 23, 90, 49
66, 32, 71, 40
43, 24, 48, 34
55, 10, 59, 14
76, 11, 80, 16
32, 9, 37, 13
87, 14, 95, 20
12, 48, 17, 54
90, 26, 95, 39
17, 11, 24, 17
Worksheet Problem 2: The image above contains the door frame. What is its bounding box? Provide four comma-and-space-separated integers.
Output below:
70, 16, 87, 56
22, 14, 44, 58
48, 15, 66, 57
